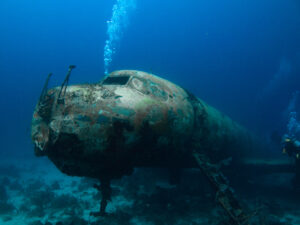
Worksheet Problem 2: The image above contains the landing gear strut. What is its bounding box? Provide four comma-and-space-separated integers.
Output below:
90, 178, 112, 216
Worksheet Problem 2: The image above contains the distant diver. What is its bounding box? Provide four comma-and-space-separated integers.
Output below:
282, 135, 300, 189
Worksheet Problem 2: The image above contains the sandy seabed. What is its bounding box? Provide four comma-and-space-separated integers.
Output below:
0, 155, 300, 225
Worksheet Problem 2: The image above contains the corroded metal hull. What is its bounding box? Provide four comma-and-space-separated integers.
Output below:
31, 70, 253, 179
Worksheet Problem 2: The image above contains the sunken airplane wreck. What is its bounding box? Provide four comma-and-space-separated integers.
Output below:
31, 66, 294, 224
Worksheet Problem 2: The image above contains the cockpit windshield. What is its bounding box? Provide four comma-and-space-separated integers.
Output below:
102, 76, 130, 85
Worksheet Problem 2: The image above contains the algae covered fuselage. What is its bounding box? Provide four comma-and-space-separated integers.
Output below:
31, 70, 253, 180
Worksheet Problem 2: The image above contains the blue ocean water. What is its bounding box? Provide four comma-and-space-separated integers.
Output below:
0, 0, 299, 155
0, 0, 300, 224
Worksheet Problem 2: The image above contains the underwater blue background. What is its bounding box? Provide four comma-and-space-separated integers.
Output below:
0, 0, 299, 156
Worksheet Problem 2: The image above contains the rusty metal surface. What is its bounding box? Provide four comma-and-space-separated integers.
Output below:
31, 70, 254, 179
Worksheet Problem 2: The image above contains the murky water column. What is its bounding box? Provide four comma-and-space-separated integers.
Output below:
104, 0, 136, 75
286, 91, 300, 139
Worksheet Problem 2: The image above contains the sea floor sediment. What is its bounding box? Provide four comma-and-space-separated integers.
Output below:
0, 156, 299, 225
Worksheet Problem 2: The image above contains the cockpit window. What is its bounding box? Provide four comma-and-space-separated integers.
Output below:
102, 76, 130, 85
129, 77, 169, 101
